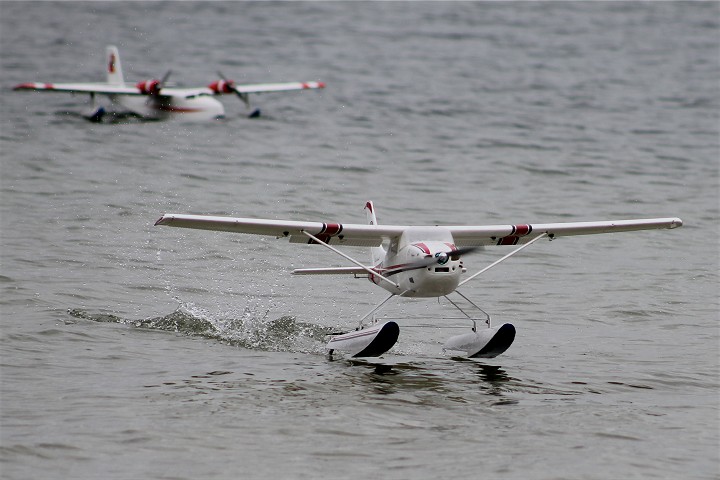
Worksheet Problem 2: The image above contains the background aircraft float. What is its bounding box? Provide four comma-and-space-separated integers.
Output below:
155, 202, 682, 359
13, 45, 325, 122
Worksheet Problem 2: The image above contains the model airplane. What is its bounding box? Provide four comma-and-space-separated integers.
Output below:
155, 202, 683, 359
13, 45, 325, 122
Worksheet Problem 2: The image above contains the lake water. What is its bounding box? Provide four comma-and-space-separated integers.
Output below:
1, 2, 718, 479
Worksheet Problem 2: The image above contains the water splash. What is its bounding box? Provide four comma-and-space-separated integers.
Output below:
67, 303, 333, 355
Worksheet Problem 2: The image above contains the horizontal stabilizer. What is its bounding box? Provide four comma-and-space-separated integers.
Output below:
293, 266, 369, 275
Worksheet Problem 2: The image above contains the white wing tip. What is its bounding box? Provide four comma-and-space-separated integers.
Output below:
154, 214, 171, 226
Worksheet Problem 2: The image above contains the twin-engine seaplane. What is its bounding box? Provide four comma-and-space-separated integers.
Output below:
155, 202, 682, 359
13, 45, 325, 122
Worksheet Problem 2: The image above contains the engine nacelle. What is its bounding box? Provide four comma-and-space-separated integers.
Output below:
207, 79, 236, 94
135, 79, 162, 95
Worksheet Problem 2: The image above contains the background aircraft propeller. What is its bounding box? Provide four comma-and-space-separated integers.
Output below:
217, 71, 250, 108
136, 70, 172, 96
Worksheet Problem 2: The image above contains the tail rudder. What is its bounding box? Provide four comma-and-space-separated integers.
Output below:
365, 201, 385, 266
106, 45, 124, 85
365, 201, 378, 226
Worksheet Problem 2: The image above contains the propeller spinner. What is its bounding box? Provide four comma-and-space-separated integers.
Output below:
406, 246, 479, 271
212, 71, 250, 108
135, 70, 172, 95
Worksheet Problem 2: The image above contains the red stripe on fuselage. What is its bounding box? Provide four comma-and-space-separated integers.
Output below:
372, 263, 417, 278
413, 243, 431, 255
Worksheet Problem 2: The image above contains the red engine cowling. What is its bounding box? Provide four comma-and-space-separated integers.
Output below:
135, 80, 162, 95
207, 79, 235, 94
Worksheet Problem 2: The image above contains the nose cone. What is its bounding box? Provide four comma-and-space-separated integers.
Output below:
401, 266, 461, 297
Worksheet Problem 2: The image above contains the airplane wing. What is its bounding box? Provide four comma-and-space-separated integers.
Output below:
232, 81, 325, 94
447, 218, 684, 246
154, 214, 397, 246
154, 214, 682, 247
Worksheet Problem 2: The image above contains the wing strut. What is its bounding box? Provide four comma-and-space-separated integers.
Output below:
300, 230, 401, 290
356, 293, 399, 329
459, 233, 549, 287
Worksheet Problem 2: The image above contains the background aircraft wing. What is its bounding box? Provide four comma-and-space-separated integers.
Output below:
448, 218, 683, 246
232, 81, 325, 94
13, 82, 147, 96
14, 82, 214, 99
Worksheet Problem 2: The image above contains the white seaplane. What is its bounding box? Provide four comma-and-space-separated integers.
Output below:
13, 45, 325, 122
155, 202, 682, 359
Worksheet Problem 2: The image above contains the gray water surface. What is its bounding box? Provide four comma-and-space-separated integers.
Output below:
1, 2, 718, 479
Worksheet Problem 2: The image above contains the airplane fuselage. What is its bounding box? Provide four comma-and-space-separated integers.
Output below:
110, 93, 225, 120
370, 228, 464, 297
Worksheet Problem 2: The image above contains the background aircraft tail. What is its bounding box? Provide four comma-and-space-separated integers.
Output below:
365, 201, 386, 266
106, 45, 124, 85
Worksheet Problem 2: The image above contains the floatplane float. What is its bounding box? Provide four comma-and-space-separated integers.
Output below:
155, 202, 682, 359
13, 45, 325, 122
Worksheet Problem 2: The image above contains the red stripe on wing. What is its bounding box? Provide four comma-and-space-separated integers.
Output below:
497, 224, 532, 246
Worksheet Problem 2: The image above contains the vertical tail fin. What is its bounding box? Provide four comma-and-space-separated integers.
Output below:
106, 45, 124, 85
365, 200, 378, 226
365, 201, 386, 266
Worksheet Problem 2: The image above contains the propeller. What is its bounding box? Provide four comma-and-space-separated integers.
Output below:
216, 71, 250, 108
404, 246, 480, 272
135, 70, 172, 96
160, 69, 173, 85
